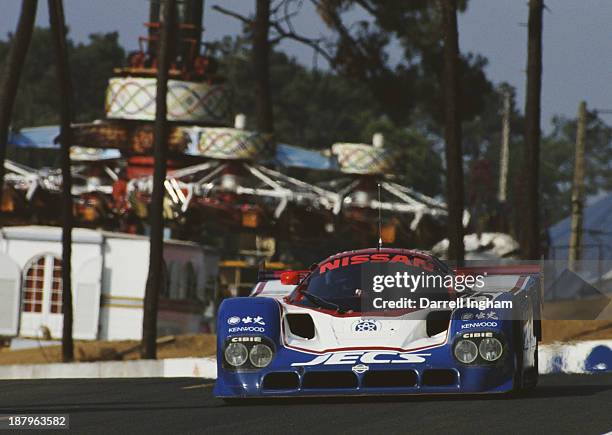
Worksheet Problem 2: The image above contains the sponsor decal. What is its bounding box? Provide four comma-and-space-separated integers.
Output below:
460, 311, 497, 321
461, 312, 474, 321
460, 321, 498, 330
227, 316, 241, 325
462, 332, 494, 339
474, 311, 498, 320
228, 326, 265, 333
231, 336, 262, 343
291, 351, 429, 366
319, 254, 435, 274
352, 364, 369, 374
353, 319, 380, 332
227, 315, 266, 327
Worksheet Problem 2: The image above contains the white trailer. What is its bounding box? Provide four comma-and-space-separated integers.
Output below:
0, 226, 218, 341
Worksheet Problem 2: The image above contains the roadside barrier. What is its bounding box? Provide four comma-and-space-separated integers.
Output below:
0, 340, 609, 380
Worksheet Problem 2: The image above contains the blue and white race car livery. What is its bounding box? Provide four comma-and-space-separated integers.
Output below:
214, 248, 541, 400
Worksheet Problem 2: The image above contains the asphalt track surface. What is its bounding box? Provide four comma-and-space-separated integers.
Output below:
0, 374, 611, 435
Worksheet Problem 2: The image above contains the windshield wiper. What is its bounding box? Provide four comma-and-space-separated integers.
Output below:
299, 289, 346, 314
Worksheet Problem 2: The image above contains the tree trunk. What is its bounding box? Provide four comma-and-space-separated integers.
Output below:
496, 89, 511, 232
440, 0, 465, 265
253, 0, 274, 133
49, 0, 74, 362
0, 0, 37, 210
141, 0, 177, 360
522, 0, 543, 260
190, 0, 204, 50
498, 90, 511, 204
148, 0, 161, 57
182, 0, 204, 70
568, 101, 587, 271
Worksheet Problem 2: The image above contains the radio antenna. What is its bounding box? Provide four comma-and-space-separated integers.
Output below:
377, 183, 382, 250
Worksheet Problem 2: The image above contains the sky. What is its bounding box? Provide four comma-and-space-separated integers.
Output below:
2, 0, 612, 132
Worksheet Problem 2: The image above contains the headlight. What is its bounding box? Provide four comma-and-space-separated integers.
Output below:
249, 344, 273, 368
479, 337, 503, 361
224, 342, 248, 367
454, 339, 478, 363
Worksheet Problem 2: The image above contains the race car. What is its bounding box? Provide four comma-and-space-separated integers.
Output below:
214, 248, 541, 400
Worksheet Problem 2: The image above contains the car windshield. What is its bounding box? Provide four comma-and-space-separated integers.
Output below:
289, 253, 452, 313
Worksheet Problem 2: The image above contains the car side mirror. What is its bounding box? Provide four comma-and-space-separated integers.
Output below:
281, 271, 301, 285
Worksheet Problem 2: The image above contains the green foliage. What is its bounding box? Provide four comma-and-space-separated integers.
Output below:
70, 32, 125, 122
541, 111, 612, 223
464, 84, 524, 206
3, 21, 610, 232
315, 0, 494, 129
0, 27, 124, 129
215, 37, 379, 147
360, 117, 443, 196
0, 28, 59, 128
212, 36, 444, 196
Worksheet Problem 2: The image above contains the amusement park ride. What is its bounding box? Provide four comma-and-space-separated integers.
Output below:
1, 159, 60, 224
3, 0, 459, 276
324, 134, 455, 250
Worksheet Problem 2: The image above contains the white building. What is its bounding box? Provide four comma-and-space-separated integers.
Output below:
0, 226, 218, 341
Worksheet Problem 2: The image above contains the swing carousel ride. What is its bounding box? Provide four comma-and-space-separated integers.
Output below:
4, 0, 458, 274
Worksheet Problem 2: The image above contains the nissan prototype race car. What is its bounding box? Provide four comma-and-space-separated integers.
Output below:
214, 248, 541, 400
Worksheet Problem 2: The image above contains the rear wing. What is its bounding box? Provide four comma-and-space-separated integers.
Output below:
257, 269, 309, 282
455, 264, 540, 276
457, 264, 543, 340
257, 270, 284, 282
252, 269, 309, 298
454, 264, 542, 297
456, 264, 543, 325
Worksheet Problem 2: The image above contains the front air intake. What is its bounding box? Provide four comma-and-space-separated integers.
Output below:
362, 370, 418, 388
302, 372, 357, 389
262, 372, 300, 390
422, 369, 458, 386
286, 313, 315, 339
426, 310, 452, 337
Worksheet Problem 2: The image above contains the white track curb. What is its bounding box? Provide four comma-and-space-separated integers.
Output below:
538, 340, 612, 374
0, 357, 217, 380
0, 340, 609, 380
